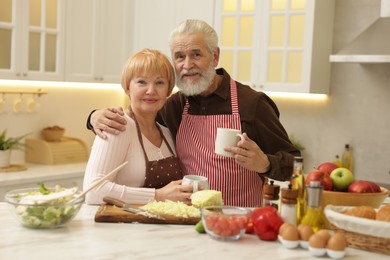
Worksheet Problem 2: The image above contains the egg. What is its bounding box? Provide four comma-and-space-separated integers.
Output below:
279, 222, 294, 236
309, 233, 327, 249
316, 229, 331, 243
282, 225, 300, 241
327, 233, 348, 251
298, 224, 314, 241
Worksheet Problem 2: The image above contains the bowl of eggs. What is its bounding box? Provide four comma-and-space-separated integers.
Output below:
278, 223, 348, 258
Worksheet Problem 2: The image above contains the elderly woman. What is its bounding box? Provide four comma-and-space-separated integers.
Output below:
83, 49, 193, 205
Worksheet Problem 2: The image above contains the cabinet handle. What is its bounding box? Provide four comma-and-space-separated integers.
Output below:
22, 73, 27, 77
16, 73, 21, 77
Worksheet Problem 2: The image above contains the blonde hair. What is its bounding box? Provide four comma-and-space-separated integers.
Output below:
121, 49, 175, 95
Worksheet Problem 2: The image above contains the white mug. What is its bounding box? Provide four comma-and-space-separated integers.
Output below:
182, 175, 209, 192
26, 98, 36, 113
215, 128, 244, 157
13, 96, 24, 113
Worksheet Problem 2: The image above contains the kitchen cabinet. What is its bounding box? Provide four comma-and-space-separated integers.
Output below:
65, 0, 133, 84
0, 0, 65, 81
214, 0, 335, 94
132, 0, 215, 57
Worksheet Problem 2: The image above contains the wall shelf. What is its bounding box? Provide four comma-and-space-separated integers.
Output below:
329, 55, 390, 64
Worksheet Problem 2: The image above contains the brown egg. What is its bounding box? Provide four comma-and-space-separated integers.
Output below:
279, 222, 294, 236
327, 233, 348, 251
298, 224, 314, 241
309, 234, 327, 249
316, 229, 331, 243
282, 225, 300, 241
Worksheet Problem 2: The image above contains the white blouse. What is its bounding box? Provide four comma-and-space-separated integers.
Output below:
83, 114, 177, 205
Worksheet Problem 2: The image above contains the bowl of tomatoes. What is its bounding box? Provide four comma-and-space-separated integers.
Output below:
201, 206, 251, 241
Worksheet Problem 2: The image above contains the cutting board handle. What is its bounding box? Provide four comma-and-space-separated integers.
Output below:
103, 196, 126, 207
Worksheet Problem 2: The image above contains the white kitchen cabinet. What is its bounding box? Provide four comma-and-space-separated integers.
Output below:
0, 0, 65, 81
132, 0, 215, 57
214, 0, 335, 94
65, 0, 133, 84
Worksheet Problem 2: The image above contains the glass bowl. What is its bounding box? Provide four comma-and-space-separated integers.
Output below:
201, 206, 251, 241
5, 187, 84, 229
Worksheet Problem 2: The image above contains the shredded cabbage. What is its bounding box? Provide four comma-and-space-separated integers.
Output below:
140, 200, 200, 218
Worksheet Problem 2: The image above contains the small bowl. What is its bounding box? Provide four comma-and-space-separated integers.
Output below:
201, 206, 251, 241
5, 187, 84, 229
41, 126, 65, 142
322, 187, 389, 208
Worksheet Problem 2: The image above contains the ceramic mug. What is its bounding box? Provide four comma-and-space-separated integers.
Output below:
13, 96, 24, 113
26, 98, 36, 113
182, 175, 209, 192
214, 128, 244, 157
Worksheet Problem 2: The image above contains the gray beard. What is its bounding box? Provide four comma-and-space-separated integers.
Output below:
176, 65, 216, 96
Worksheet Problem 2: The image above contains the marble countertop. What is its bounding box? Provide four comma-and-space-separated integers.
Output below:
1, 203, 389, 260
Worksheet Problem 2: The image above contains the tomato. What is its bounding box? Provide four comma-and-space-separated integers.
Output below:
245, 218, 254, 234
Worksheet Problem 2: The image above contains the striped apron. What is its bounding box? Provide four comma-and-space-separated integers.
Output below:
176, 79, 263, 207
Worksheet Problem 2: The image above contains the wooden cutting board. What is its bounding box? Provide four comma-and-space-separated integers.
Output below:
94, 204, 200, 225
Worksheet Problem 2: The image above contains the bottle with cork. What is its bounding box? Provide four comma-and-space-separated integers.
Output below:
290, 156, 306, 224
280, 184, 298, 226
262, 179, 280, 210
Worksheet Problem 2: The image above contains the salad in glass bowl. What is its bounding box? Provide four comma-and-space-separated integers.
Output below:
5, 183, 84, 229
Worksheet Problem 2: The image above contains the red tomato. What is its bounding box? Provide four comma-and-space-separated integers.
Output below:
245, 218, 254, 234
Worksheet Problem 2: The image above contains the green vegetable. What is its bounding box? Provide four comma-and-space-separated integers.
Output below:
38, 182, 51, 195
195, 220, 205, 233
191, 190, 223, 208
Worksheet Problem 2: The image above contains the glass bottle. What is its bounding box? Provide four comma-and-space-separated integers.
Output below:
290, 156, 306, 224
300, 181, 326, 232
332, 155, 342, 167
280, 184, 298, 226
341, 144, 353, 172
263, 179, 280, 210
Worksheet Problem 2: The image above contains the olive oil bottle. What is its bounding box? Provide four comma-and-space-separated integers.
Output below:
341, 144, 353, 172
290, 156, 306, 225
300, 181, 326, 232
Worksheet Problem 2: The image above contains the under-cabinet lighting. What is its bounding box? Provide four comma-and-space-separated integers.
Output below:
1, 80, 328, 101
0, 80, 123, 91
264, 91, 328, 101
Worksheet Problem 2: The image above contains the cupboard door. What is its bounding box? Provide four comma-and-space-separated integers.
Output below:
65, 0, 132, 84
214, 0, 334, 94
0, 0, 64, 81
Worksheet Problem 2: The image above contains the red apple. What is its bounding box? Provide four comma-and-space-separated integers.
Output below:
317, 162, 339, 176
348, 180, 382, 193
305, 170, 333, 191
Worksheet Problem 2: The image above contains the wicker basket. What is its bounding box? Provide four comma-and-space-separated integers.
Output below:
325, 205, 390, 255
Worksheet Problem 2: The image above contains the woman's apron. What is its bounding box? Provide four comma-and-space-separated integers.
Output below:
176, 79, 263, 207
132, 111, 183, 189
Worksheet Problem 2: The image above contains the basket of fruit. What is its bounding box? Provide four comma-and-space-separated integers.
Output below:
324, 204, 390, 255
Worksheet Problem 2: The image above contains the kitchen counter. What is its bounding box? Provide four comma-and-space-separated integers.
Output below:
0, 162, 86, 200
1, 203, 389, 260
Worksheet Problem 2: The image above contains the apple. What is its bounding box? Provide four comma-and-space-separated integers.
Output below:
305, 170, 333, 191
317, 162, 339, 176
329, 167, 354, 191
348, 180, 382, 193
